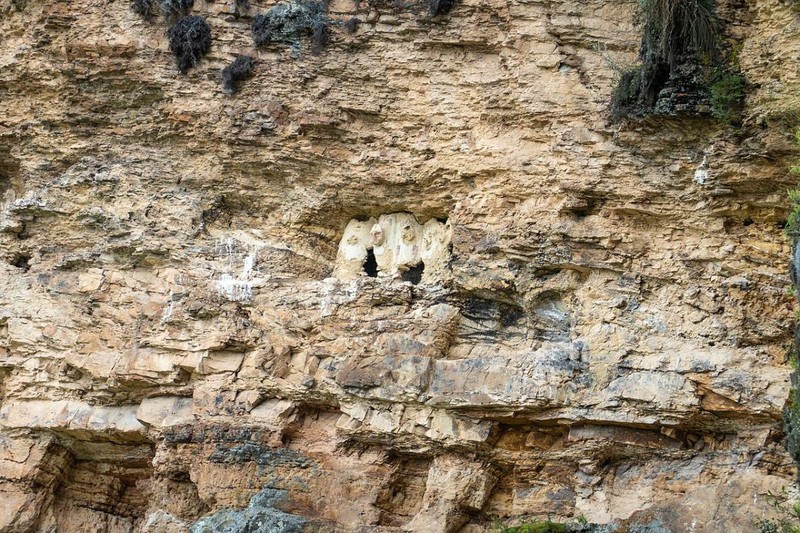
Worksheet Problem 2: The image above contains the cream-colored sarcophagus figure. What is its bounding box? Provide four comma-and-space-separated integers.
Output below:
334, 213, 451, 283
372, 216, 395, 277
421, 218, 452, 279
394, 214, 423, 272
374, 213, 420, 277
333, 218, 377, 278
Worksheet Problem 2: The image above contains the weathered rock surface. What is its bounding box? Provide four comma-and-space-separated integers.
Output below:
0, 0, 799, 531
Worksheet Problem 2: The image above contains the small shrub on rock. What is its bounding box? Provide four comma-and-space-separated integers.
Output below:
132, 0, 158, 18
222, 56, 255, 94
252, 1, 328, 54
168, 16, 212, 74
160, 0, 194, 18
710, 71, 745, 123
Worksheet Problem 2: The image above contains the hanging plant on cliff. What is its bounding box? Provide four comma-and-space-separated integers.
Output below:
640, 0, 717, 67
168, 16, 212, 74
610, 0, 736, 121
132, 0, 193, 19
251, 1, 329, 55
160, 0, 194, 18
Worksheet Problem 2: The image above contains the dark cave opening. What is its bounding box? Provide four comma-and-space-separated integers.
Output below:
10, 253, 30, 272
363, 249, 378, 278
401, 262, 424, 285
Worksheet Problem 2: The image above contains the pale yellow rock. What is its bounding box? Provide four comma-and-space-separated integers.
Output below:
0, 400, 144, 434
0, 0, 797, 530
136, 396, 194, 428
248, 398, 296, 422
404, 455, 497, 533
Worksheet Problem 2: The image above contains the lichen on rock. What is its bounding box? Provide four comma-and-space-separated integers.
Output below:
190, 488, 305, 533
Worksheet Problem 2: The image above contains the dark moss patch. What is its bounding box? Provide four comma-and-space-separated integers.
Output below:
168, 16, 211, 74
190, 488, 305, 533
163, 424, 268, 444
344, 16, 360, 34
499, 521, 568, 533
426, 0, 455, 16
458, 294, 527, 342
463, 296, 525, 329
0, 149, 20, 198
221, 56, 255, 95
610, 66, 645, 121
367, 0, 455, 17
235, 0, 250, 17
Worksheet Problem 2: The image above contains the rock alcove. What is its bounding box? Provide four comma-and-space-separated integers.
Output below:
333, 213, 451, 285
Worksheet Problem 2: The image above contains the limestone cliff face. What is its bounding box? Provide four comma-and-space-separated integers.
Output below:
0, 0, 798, 531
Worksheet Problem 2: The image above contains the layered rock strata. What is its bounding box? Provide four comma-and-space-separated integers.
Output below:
1, 0, 799, 531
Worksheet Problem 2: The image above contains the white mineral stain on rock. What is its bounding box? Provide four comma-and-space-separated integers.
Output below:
214, 235, 264, 302
160, 289, 174, 324
319, 278, 361, 317
693, 154, 709, 185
